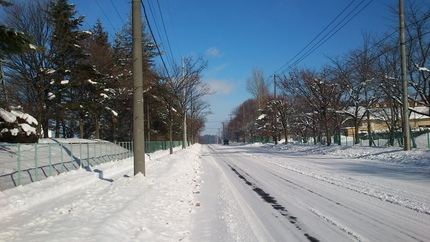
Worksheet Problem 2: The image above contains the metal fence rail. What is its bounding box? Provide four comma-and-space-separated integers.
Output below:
145, 140, 183, 153
0, 141, 133, 191
0, 140, 187, 192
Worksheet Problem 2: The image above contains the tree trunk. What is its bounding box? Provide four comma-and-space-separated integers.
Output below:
169, 117, 173, 154
79, 117, 83, 138
354, 120, 360, 145
182, 112, 187, 149
95, 115, 99, 139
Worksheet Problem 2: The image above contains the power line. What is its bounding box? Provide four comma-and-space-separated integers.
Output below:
285, 0, 374, 74
155, 0, 175, 69
94, 0, 117, 32
109, 0, 125, 24
145, 0, 175, 70
164, 1, 181, 56
273, 0, 357, 75
272, 0, 374, 78
140, 1, 171, 79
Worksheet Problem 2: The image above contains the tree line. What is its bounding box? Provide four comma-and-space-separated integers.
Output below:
226, 1, 430, 146
0, 0, 211, 146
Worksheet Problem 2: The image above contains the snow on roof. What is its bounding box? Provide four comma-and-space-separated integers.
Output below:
410, 106, 430, 120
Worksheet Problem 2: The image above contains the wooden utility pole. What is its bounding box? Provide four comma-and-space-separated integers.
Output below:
132, 0, 145, 175
274, 75, 278, 145
182, 57, 187, 149
399, 0, 410, 150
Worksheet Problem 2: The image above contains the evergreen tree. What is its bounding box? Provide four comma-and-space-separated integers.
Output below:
79, 19, 117, 139
111, 13, 158, 141
0, 1, 32, 58
47, 0, 90, 138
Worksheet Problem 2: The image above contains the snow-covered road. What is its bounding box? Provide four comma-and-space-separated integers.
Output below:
199, 144, 430, 241
0, 143, 429, 241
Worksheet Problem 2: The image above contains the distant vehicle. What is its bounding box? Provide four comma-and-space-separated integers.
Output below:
223, 139, 229, 145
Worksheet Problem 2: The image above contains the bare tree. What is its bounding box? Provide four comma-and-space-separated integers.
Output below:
2, 0, 54, 137
246, 68, 270, 109
279, 67, 348, 146
330, 33, 382, 145
157, 55, 209, 151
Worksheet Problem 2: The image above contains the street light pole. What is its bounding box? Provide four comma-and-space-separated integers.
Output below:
399, 0, 410, 151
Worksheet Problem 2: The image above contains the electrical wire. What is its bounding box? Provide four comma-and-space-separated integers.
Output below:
141, 0, 172, 79
272, 0, 357, 75
145, 0, 172, 69
94, 0, 117, 32
109, 0, 125, 24
271, 0, 374, 78
284, 0, 374, 75
155, 0, 176, 69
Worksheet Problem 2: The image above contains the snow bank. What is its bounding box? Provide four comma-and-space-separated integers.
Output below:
261, 143, 430, 167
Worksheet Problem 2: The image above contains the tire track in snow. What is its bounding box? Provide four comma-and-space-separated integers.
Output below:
265, 159, 430, 215
264, 168, 427, 242
228, 164, 320, 242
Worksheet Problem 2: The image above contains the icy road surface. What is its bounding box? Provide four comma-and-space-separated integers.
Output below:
194, 144, 430, 242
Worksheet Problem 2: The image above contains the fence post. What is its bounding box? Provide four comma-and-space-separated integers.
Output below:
109, 142, 112, 160
17, 144, 21, 186
428, 132, 430, 149
34, 143, 38, 181
60, 143, 64, 173
70, 144, 75, 170
105, 142, 108, 161
94, 142, 97, 164
100, 142, 103, 163
79, 143, 83, 169
87, 143, 90, 166
49, 143, 52, 177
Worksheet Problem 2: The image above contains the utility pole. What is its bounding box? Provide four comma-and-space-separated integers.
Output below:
399, 0, 410, 151
132, 0, 145, 175
274, 75, 278, 145
182, 57, 187, 149
222, 122, 225, 142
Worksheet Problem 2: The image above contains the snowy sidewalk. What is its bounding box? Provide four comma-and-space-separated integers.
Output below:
0, 145, 204, 241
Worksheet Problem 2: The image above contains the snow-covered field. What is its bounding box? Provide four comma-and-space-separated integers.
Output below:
0, 142, 429, 241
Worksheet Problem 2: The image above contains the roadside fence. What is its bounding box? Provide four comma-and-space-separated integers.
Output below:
295, 130, 430, 149
0, 140, 186, 192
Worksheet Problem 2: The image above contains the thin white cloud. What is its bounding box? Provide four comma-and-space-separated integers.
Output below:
205, 62, 229, 77
205, 79, 236, 95
205, 47, 222, 57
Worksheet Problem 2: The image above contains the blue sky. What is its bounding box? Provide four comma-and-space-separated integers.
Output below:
74, 0, 397, 136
